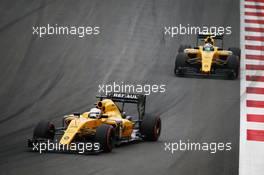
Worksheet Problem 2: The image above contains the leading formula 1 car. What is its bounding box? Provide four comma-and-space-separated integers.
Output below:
174, 33, 240, 79
28, 93, 161, 153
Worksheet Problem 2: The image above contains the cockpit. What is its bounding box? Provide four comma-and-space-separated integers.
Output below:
203, 43, 214, 51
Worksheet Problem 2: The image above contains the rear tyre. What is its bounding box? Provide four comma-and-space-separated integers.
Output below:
228, 47, 241, 59
95, 124, 114, 153
178, 45, 191, 53
141, 114, 161, 141
33, 121, 55, 140
226, 55, 239, 79
174, 53, 187, 76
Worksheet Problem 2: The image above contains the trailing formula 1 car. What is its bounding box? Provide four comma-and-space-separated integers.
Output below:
28, 93, 161, 153
174, 33, 240, 79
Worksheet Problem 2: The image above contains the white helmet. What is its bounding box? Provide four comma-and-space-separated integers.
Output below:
89, 108, 101, 118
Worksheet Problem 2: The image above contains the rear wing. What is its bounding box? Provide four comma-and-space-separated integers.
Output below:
197, 33, 223, 39
96, 92, 146, 119
97, 92, 146, 103
197, 33, 224, 48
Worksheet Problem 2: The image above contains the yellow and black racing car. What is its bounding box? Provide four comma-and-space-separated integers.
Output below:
28, 93, 161, 153
174, 33, 240, 79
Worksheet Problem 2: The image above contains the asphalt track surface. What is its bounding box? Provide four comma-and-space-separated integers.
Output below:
0, 0, 240, 175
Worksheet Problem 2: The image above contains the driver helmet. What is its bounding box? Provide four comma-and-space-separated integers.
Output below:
89, 108, 101, 118
204, 43, 212, 47
204, 43, 213, 51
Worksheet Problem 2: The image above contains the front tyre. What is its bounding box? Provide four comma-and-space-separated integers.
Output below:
178, 45, 191, 53
141, 114, 161, 141
33, 121, 55, 140
174, 53, 187, 76
95, 124, 115, 153
226, 55, 239, 79
228, 47, 241, 59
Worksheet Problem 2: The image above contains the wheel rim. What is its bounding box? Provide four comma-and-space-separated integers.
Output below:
153, 118, 161, 139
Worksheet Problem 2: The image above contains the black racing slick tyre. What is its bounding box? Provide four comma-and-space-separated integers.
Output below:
95, 124, 115, 153
226, 55, 239, 79
33, 121, 55, 140
228, 47, 241, 59
178, 45, 191, 53
174, 53, 187, 75
141, 114, 161, 141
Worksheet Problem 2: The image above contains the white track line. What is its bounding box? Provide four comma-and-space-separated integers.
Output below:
247, 122, 264, 130
245, 1, 264, 7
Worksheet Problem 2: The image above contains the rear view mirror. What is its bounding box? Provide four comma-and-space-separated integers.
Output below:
100, 114, 108, 118
73, 112, 81, 116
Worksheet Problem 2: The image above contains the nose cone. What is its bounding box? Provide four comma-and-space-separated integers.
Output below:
201, 52, 214, 73
202, 63, 211, 72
